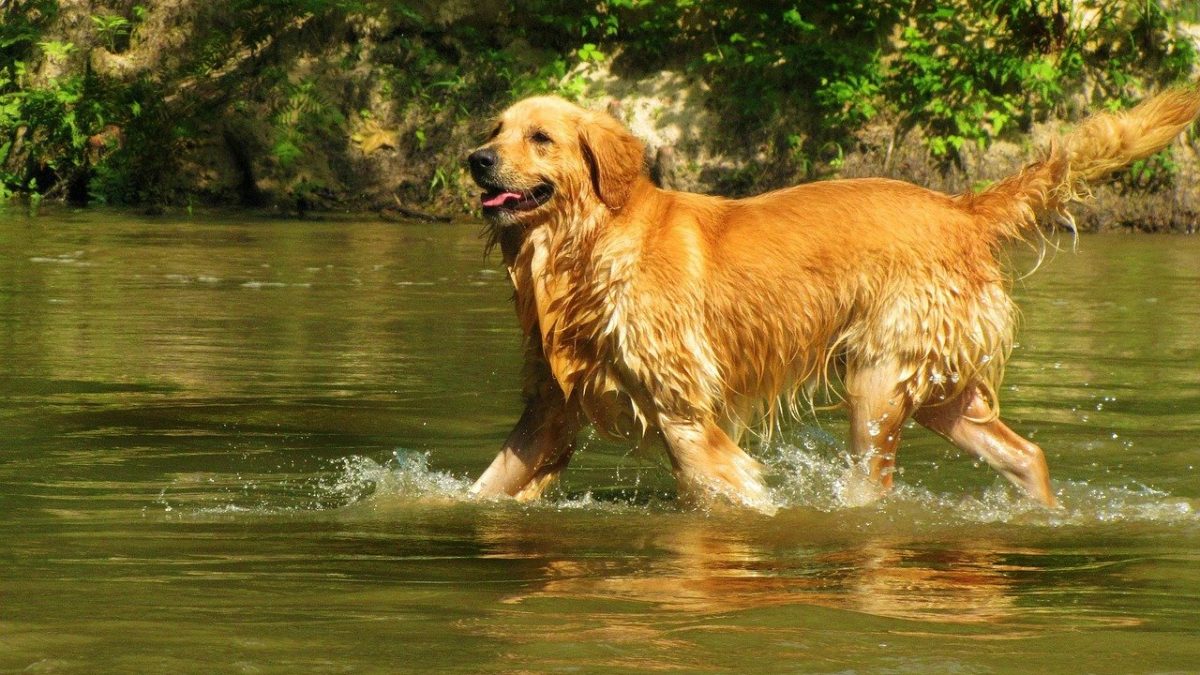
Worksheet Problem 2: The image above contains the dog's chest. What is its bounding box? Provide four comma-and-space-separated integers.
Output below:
509, 230, 646, 437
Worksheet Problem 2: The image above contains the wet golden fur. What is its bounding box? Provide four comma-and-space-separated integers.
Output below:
468, 89, 1200, 512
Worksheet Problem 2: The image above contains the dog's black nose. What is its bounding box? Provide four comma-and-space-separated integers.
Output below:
469, 148, 498, 173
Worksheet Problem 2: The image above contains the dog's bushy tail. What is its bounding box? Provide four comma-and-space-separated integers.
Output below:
962, 85, 1200, 239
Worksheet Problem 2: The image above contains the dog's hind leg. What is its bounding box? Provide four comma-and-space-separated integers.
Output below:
842, 361, 916, 505
657, 415, 776, 514
914, 384, 1058, 508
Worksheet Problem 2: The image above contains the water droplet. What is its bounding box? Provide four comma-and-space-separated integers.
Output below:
866, 420, 882, 437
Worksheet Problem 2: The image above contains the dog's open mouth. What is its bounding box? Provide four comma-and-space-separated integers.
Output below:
480, 183, 554, 212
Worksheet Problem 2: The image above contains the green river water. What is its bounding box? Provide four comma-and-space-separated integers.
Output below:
1, 211, 1198, 673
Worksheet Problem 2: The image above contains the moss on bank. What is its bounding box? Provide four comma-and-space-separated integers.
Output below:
1, 1, 1198, 230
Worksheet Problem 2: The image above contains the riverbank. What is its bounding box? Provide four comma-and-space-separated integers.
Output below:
2, 1, 1199, 231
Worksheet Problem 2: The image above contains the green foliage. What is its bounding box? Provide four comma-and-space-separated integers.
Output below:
90, 14, 133, 52
582, 0, 1195, 165
1, 0, 57, 197
38, 40, 75, 61
1122, 149, 1179, 192
270, 78, 344, 169
1, 0, 58, 56
26, 177, 42, 215
1, 70, 91, 201
0, 0, 1195, 208
888, 3, 1071, 156
88, 80, 180, 206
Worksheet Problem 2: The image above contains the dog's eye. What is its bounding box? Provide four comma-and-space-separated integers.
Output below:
488, 124, 502, 140
530, 130, 553, 145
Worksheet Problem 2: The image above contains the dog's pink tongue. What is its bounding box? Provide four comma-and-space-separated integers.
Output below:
482, 191, 522, 207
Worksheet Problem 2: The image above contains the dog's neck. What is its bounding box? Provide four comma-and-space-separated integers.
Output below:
498, 177, 658, 268
495, 224, 525, 265
501, 180, 662, 351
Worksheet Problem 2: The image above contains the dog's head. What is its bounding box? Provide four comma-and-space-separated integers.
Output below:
467, 96, 646, 229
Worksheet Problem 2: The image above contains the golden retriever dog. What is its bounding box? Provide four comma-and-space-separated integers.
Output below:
466, 88, 1200, 513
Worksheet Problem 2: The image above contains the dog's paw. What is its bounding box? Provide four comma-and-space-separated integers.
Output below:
835, 470, 890, 508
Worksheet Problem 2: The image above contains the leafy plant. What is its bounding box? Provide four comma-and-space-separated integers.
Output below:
90, 14, 132, 52
37, 40, 74, 60
269, 78, 344, 170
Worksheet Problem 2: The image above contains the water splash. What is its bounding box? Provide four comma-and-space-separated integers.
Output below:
316, 451, 471, 508
322, 452, 676, 514
866, 419, 882, 438
166, 438, 1196, 528
762, 432, 1197, 527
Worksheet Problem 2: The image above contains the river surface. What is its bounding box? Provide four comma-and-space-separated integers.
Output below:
1, 210, 1198, 673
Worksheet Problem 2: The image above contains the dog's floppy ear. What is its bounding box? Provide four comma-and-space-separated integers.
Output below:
579, 111, 645, 210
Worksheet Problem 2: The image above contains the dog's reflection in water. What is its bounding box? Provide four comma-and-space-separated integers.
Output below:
473, 516, 1027, 624
459, 515, 1140, 671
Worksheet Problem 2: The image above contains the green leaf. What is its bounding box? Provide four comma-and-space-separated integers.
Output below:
782, 9, 814, 31
577, 43, 604, 63
273, 139, 303, 167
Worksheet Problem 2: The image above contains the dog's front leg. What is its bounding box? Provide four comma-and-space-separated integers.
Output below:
657, 415, 776, 514
469, 385, 579, 502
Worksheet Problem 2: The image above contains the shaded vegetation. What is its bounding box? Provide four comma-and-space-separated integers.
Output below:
0, 0, 1196, 225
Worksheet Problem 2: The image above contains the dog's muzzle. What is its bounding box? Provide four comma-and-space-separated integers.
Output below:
467, 147, 554, 215
468, 147, 499, 185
